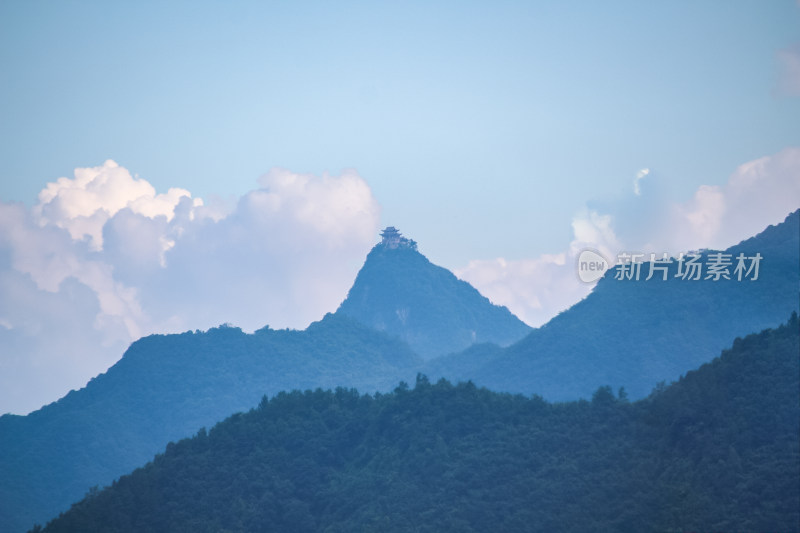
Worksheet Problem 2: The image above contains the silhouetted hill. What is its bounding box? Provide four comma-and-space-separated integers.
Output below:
36, 315, 799, 532
427, 209, 800, 401
336, 232, 531, 358
0, 314, 421, 533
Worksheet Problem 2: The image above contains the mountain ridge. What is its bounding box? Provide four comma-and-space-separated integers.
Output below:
426, 209, 800, 400
0, 313, 421, 533
35, 314, 800, 532
3, 212, 798, 532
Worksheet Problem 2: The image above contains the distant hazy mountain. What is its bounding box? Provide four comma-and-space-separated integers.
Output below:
427, 209, 800, 401
336, 228, 531, 358
37, 316, 799, 532
0, 314, 420, 533
4, 215, 797, 532
2, 226, 532, 532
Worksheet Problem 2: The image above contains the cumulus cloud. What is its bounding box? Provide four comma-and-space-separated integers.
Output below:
455, 253, 588, 328
663, 147, 800, 252
33, 160, 202, 251
4, 149, 797, 414
458, 147, 800, 327
0, 162, 380, 415
454, 209, 625, 328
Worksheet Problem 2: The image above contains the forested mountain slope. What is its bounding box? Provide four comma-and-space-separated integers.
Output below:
38, 315, 799, 533
428, 209, 800, 401
0, 314, 420, 532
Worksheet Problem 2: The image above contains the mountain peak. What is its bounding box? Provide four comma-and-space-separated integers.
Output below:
336, 227, 531, 359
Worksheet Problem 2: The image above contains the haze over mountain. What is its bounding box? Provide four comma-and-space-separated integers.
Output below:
0, 315, 420, 533
336, 227, 532, 358
36, 316, 800, 532
1, 227, 533, 532
427, 209, 800, 401
2, 213, 797, 532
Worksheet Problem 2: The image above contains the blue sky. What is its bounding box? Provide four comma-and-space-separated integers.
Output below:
1, 1, 799, 414
2, 1, 798, 263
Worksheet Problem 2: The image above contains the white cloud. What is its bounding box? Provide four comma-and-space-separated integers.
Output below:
0, 162, 380, 415
666, 147, 800, 252
455, 252, 590, 328
633, 168, 649, 196
569, 209, 622, 261
458, 147, 800, 327
33, 159, 200, 251
250, 167, 380, 249
455, 209, 624, 327
4, 149, 797, 414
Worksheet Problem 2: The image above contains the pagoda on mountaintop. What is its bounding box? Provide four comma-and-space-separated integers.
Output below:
380, 226, 417, 250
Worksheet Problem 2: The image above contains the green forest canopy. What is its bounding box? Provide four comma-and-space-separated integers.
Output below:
37, 314, 800, 533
